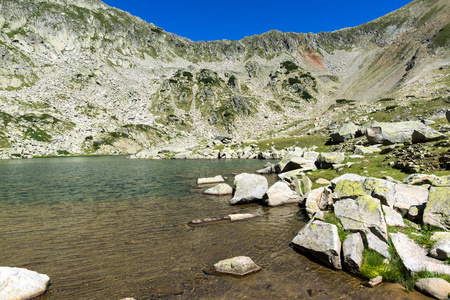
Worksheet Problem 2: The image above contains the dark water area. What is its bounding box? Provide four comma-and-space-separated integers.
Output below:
0, 157, 429, 299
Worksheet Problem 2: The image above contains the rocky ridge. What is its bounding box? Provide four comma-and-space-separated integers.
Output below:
0, 0, 448, 158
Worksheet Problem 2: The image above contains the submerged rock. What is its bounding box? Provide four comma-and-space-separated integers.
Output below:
230, 173, 268, 205
213, 256, 261, 276
291, 220, 342, 269
228, 213, 258, 222
0, 267, 50, 300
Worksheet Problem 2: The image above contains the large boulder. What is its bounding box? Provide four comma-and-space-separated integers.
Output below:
393, 184, 429, 215
264, 181, 300, 207
334, 195, 388, 242
213, 256, 261, 276
317, 152, 345, 169
390, 232, 450, 275
329, 122, 360, 144
366, 231, 391, 259
412, 126, 446, 143
415, 278, 450, 300
276, 153, 312, 173
331, 173, 367, 189
364, 177, 396, 207
342, 233, 364, 274
203, 183, 233, 195
332, 179, 367, 200
0, 267, 50, 300
230, 173, 268, 205
423, 187, 450, 230
430, 232, 450, 260
291, 220, 342, 269
366, 121, 431, 145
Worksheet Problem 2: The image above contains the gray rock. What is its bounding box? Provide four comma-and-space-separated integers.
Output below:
366, 231, 391, 259
291, 220, 342, 269
330, 173, 367, 189
197, 175, 225, 185
447, 110, 450, 124
334, 195, 388, 242
315, 178, 331, 185
393, 184, 429, 211
301, 173, 313, 194
332, 179, 367, 201
305, 187, 324, 219
342, 233, 364, 274
265, 181, 300, 207
203, 183, 233, 195
366, 121, 428, 145
0, 267, 50, 300
415, 278, 450, 300
368, 276, 383, 288
412, 127, 446, 143
317, 152, 345, 169
430, 232, 450, 260
364, 177, 396, 207
230, 173, 268, 205
213, 256, 261, 276
423, 187, 450, 230
330, 122, 360, 144
382, 205, 406, 227
390, 232, 450, 275
277, 154, 313, 173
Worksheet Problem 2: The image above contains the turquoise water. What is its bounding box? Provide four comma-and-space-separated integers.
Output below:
0, 157, 428, 299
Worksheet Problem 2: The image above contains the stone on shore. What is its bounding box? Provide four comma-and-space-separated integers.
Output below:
291, 220, 342, 269
430, 232, 450, 260
197, 175, 225, 185
265, 181, 300, 207
332, 179, 367, 200
366, 231, 391, 259
305, 187, 325, 219
368, 276, 383, 288
393, 184, 429, 213
342, 233, 364, 274
334, 195, 388, 242
390, 232, 450, 275
203, 183, 233, 195
382, 205, 406, 227
230, 173, 268, 205
423, 187, 450, 230
213, 256, 261, 276
412, 127, 446, 143
415, 278, 450, 300
0, 267, 50, 300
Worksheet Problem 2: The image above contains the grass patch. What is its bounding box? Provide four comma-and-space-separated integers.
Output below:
360, 247, 407, 284
256, 135, 330, 152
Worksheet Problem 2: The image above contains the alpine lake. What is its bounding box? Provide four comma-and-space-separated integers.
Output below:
0, 156, 429, 299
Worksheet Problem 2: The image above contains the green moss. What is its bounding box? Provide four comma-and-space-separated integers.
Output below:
323, 213, 351, 242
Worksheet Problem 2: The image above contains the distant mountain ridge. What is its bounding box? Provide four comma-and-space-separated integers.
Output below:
0, 0, 448, 157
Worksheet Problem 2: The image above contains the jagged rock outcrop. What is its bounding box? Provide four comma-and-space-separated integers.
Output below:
0, 0, 448, 157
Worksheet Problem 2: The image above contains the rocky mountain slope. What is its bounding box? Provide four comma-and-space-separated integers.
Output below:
0, 0, 448, 157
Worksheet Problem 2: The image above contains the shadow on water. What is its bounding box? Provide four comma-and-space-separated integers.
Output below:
0, 157, 430, 299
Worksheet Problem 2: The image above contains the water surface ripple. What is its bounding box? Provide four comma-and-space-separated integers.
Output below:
0, 157, 428, 299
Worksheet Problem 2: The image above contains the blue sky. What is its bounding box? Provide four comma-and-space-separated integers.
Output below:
102, 0, 413, 41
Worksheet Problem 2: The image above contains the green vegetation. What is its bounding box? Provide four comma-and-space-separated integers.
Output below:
24, 127, 52, 142
323, 213, 351, 242
336, 99, 356, 105
281, 61, 299, 74
360, 248, 407, 284
431, 22, 450, 48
